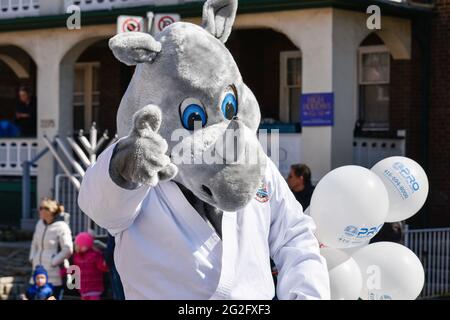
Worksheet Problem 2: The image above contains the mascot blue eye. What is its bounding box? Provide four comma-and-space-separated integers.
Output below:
221, 92, 238, 120
180, 99, 207, 130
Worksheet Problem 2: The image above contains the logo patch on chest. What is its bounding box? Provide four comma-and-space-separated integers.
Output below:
255, 182, 270, 203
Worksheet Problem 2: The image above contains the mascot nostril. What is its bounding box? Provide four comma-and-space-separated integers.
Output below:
202, 184, 213, 197
78, 0, 330, 300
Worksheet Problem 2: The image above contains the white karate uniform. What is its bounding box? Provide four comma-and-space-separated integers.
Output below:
78, 143, 330, 300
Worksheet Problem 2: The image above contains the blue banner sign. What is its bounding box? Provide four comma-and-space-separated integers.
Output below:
301, 92, 334, 126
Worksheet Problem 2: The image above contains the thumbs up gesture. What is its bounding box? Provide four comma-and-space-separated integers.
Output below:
109, 105, 178, 188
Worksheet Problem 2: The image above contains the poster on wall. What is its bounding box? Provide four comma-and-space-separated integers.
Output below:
301, 92, 334, 126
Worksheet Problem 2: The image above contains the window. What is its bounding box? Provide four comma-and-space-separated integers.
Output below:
280, 51, 302, 123
358, 46, 390, 131
74, 62, 100, 131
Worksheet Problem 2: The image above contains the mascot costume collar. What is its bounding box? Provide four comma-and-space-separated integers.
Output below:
79, 0, 330, 300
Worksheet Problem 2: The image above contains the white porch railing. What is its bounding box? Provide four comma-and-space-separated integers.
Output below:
353, 137, 405, 169
0, 0, 40, 19
0, 138, 38, 176
404, 226, 450, 299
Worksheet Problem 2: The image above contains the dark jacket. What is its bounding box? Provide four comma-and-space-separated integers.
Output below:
370, 222, 404, 244
292, 184, 315, 210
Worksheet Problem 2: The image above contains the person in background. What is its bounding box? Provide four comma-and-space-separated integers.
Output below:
29, 198, 73, 300
15, 86, 37, 137
287, 164, 315, 210
73, 232, 109, 300
23, 265, 55, 300
370, 221, 404, 244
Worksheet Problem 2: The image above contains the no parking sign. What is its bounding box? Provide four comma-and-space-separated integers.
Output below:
152, 13, 180, 34
117, 15, 145, 34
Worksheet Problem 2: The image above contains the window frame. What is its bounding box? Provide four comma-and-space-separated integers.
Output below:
358, 45, 390, 85
357, 45, 391, 131
279, 50, 302, 123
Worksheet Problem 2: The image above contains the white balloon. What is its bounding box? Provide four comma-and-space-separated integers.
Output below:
352, 242, 425, 300
321, 247, 363, 300
310, 166, 389, 249
341, 240, 370, 256
371, 157, 429, 223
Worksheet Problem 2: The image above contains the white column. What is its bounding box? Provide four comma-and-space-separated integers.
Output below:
331, 9, 362, 170
31, 38, 76, 205
34, 52, 64, 203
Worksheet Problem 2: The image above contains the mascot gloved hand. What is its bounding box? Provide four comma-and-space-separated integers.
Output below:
109, 105, 178, 188
78, 0, 330, 300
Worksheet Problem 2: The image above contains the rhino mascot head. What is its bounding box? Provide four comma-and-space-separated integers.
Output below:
109, 0, 267, 212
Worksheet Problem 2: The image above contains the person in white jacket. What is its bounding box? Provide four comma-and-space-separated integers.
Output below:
78, 0, 330, 300
29, 199, 73, 300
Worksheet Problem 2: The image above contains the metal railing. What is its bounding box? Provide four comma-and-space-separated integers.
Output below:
0, 138, 39, 176
20, 124, 117, 237
21, 145, 48, 230
48, 124, 116, 238
0, 0, 40, 19
353, 137, 405, 169
404, 226, 450, 299
55, 173, 108, 238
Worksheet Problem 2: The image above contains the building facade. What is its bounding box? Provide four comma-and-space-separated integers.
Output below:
0, 0, 446, 229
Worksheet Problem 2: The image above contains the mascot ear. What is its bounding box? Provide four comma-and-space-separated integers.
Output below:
202, 0, 238, 43
109, 32, 162, 66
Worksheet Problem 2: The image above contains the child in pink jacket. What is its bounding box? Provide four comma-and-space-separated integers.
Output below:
73, 232, 109, 300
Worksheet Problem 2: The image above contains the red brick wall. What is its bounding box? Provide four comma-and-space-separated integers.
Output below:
386, 32, 425, 227
395, 0, 450, 227
390, 30, 424, 164
389, 22, 430, 227
361, 24, 442, 227
390, 59, 411, 135
427, 0, 450, 227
